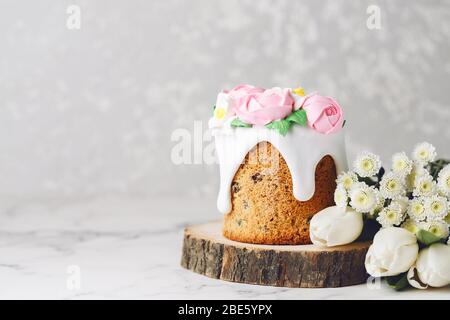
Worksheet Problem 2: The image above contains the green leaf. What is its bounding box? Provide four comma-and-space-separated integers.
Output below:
230, 118, 252, 128
416, 229, 442, 246
286, 109, 307, 126
426, 159, 450, 180
386, 273, 410, 291
266, 119, 292, 136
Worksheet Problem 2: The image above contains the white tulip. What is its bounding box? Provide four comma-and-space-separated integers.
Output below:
407, 243, 450, 289
365, 227, 419, 277
310, 206, 363, 247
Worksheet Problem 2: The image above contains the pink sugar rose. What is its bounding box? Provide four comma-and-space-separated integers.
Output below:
301, 93, 344, 134
228, 85, 294, 125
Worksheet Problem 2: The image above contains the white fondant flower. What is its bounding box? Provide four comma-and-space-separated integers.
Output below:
349, 182, 380, 213
291, 87, 306, 110
407, 198, 427, 222
336, 171, 358, 190
413, 174, 437, 197
353, 151, 381, 178
309, 206, 363, 247
401, 219, 421, 235
424, 195, 448, 221
423, 220, 450, 239
208, 92, 231, 129
392, 152, 413, 177
379, 172, 406, 199
437, 165, 450, 197
412, 142, 437, 164
334, 185, 348, 209
407, 243, 450, 289
376, 202, 406, 228
365, 227, 419, 277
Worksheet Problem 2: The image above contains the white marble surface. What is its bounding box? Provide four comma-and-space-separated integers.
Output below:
0, 195, 448, 300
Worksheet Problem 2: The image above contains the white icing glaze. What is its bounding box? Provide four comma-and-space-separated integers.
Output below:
213, 126, 348, 214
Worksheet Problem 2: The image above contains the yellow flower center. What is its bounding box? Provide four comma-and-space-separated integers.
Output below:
429, 226, 440, 236
419, 150, 429, 160
412, 203, 424, 216
214, 107, 226, 120
421, 181, 431, 192
386, 210, 396, 221
387, 180, 398, 191
394, 160, 406, 171
343, 177, 353, 189
431, 202, 442, 213
356, 194, 368, 205
362, 159, 374, 171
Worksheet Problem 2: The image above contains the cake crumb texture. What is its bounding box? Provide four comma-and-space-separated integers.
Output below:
223, 141, 337, 245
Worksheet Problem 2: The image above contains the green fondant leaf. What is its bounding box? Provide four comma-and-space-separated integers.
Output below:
230, 118, 252, 128
266, 119, 292, 136
286, 109, 307, 126
416, 229, 442, 246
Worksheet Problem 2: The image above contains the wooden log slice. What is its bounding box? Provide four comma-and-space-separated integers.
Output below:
181, 221, 371, 288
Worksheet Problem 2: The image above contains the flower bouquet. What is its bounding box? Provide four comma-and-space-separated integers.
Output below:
310, 142, 450, 290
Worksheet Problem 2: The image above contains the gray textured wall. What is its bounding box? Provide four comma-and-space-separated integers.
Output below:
0, 0, 449, 199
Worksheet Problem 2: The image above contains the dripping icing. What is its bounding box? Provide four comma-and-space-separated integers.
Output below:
213, 125, 348, 214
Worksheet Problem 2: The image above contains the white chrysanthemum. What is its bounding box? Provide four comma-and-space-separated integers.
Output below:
334, 185, 348, 209
379, 172, 406, 199
401, 219, 421, 235
424, 195, 448, 221
349, 183, 380, 213
392, 152, 413, 177
413, 174, 437, 197
437, 165, 450, 197
353, 152, 381, 178
377, 202, 405, 228
412, 142, 437, 164
408, 198, 427, 222
336, 171, 358, 190
424, 221, 450, 239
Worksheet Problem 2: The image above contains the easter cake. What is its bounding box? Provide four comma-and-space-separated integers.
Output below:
209, 85, 348, 245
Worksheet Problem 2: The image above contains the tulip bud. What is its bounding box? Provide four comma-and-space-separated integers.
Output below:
365, 227, 419, 277
310, 206, 363, 247
407, 243, 450, 289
